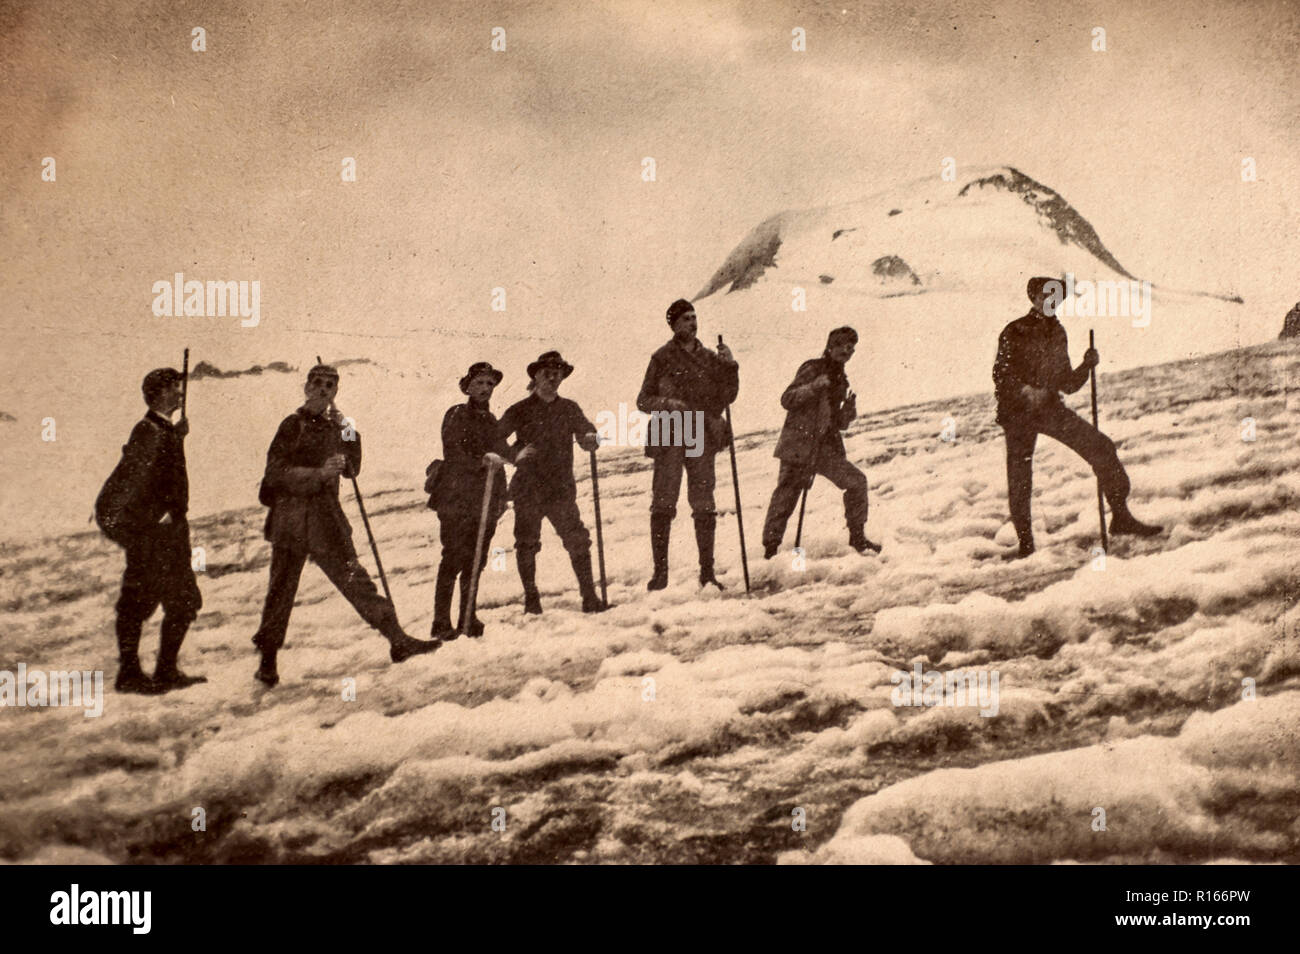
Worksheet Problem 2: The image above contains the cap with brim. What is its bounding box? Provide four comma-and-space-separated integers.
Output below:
459, 361, 505, 394
526, 351, 574, 380
307, 363, 339, 380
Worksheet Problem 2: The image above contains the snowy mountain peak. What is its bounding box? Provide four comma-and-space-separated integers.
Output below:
694, 165, 1138, 301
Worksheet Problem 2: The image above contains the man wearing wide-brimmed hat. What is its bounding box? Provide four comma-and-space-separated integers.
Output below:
994, 277, 1162, 558
250, 363, 440, 685
497, 351, 605, 615
636, 299, 739, 590
429, 361, 511, 639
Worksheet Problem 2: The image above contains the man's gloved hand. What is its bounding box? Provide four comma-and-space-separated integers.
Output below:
175, 417, 190, 439
516, 444, 538, 464
577, 432, 600, 452
1083, 347, 1100, 369
716, 342, 736, 365
482, 452, 506, 468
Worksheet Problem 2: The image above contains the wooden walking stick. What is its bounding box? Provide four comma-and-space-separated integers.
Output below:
794, 478, 812, 551
589, 449, 609, 609
180, 347, 189, 420
718, 335, 751, 593
1089, 330, 1109, 552
461, 459, 501, 635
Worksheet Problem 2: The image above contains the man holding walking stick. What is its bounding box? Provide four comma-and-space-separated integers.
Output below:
993, 277, 1162, 559
637, 299, 739, 591
429, 362, 510, 639
497, 351, 607, 616
250, 362, 438, 687
761, 326, 878, 559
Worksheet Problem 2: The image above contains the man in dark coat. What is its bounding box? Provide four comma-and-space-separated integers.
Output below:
431, 362, 510, 639
994, 277, 1162, 558
101, 368, 205, 694
761, 326, 879, 558
497, 351, 605, 615
251, 364, 438, 686
636, 299, 740, 590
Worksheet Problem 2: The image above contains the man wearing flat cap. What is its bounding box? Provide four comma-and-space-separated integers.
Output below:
636, 299, 739, 590
994, 277, 1162, 558
96, 367, 205, 694
250, 363, 439, 685
497, 351, 605, 615
429, 361, 511, 638
761, 326, 879, 558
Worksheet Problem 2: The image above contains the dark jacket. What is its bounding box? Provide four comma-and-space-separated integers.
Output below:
993, 311, 1092, 425
261, 406, 362, 554
438, 401, 509, 521
773, 355, 855, 464
497, 393, 596, 501
96, 411, 189, 545
636, 337, 739, 458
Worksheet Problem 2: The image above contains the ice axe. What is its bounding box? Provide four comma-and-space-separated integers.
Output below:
718, 334, 751, 593
461, 458, 503, 635
1088, 330, 1109, 552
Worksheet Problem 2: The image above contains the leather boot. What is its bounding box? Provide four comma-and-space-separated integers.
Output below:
518, 549, 542, 614
382, 612, 441, 662
431, 560, 458, 639
647, 513, 671, 591
456, 584, 486, 637
848, 526, 882, 555
1109, 505, 1163, 538
115, 616, 162, 694
694, 513, 725, 589
570, 549, 606, 613
153, 616, 207, 692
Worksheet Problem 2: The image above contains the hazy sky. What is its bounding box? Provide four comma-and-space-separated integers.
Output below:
3, 0, 1298, 371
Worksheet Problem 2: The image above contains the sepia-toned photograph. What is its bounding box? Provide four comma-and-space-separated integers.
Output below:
1, 0, 1297, 897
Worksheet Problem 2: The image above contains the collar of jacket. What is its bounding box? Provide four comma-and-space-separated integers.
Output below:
145, 410, 175, 430
295, 404, 331, 423
670, 336, 702, 354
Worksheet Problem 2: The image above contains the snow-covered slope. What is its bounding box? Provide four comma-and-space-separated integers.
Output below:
1, 340, 1296, 864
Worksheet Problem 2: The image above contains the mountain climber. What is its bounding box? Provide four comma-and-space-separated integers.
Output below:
250, 363, 438, 686
761, 326, 879, 558
496, 351, 606, 615
636, 299, 740, 590
994, 277, 1163, 558
97, 368, 206, 694
429, 362, 510, 639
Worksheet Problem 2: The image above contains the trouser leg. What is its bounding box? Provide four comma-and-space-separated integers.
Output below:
155, 530, 203, 674
313, 547, 401, 638
253, 546, 308, 652
649, 451, 685, 518
763, 460, 811, 550
547, 496, 597, 603
1003, 425, 1038, 550
683, 451, 717, 518
1035, 403, 1131, 511
818, 454, 869, 532
115, 541, 160, 672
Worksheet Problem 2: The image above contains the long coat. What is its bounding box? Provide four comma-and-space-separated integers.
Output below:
773, 356, 855, 464
261, 406, 362, 555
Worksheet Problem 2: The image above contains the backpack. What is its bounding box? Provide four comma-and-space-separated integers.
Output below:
94, 448, 141, 546
424, 460, 444, 510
